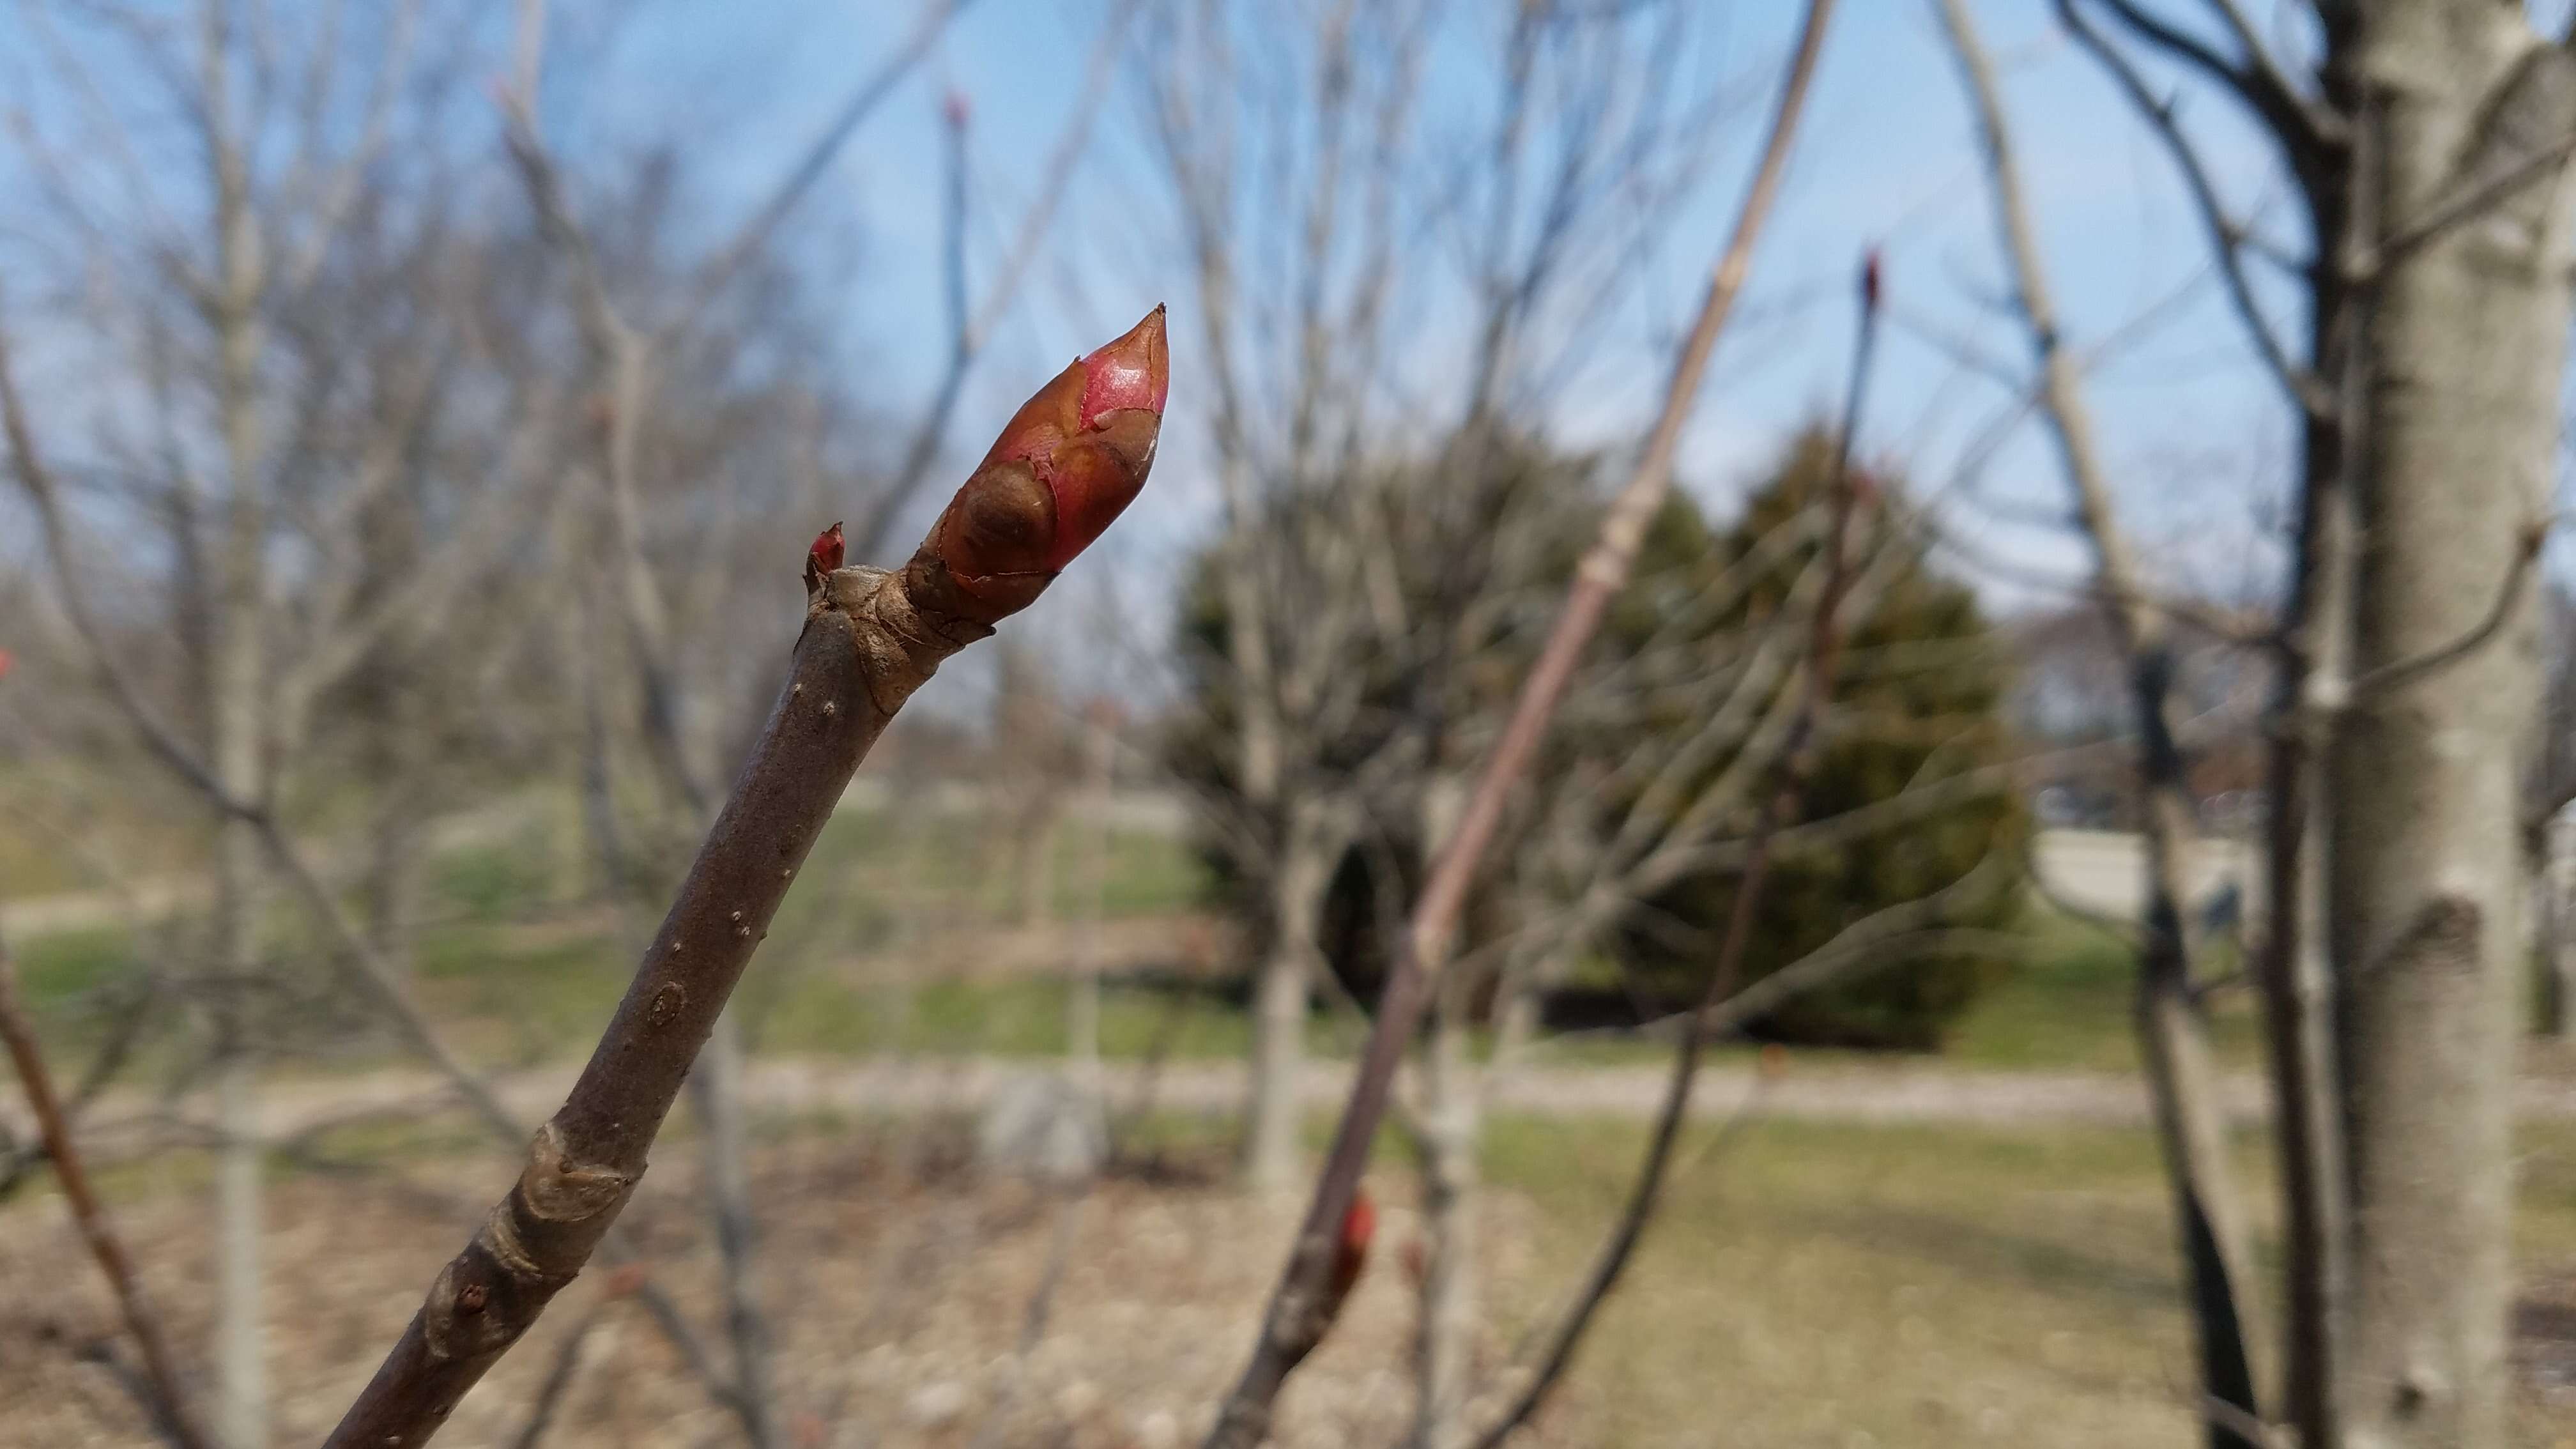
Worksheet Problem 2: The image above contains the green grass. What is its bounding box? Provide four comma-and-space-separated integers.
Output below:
0, 895, 2281, 1077
1469, 1112, 2576, 1447
12, 926, 148, 1009
1942, 910, 2267, 1072
0, 802, 2305, 1081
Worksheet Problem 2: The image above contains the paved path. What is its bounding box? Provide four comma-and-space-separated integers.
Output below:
17, 1055, 2576, 1164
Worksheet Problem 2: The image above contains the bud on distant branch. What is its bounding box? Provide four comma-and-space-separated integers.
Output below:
1860, 247, 1882, 313
1323, 1187, 1376, 1320
912, 306, 1167, 622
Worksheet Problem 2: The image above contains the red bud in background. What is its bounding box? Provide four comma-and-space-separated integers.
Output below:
1860, 247, 1882, 312
919, 307, 1167, 618
1325, 1187, 1376, 1313
0, 648, 12, 682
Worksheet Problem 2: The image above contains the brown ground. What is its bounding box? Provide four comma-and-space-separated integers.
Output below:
6, 1110, 2574, 1448
0, 1126, 1568, 1449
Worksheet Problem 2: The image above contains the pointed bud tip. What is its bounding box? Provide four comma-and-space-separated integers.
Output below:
926, 312, 1166, 608
809, 521, 846, 570
1077, 305, 1169, 430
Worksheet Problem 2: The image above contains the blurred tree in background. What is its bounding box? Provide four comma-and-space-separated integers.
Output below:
1168, 426, 2023, 1050
1616, 429, 2024, 1048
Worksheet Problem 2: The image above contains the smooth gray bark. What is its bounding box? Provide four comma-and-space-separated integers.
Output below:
1931, 6, 2266, 1436
2333, 14, 2576, 1445
1243, 802, 1340, 1192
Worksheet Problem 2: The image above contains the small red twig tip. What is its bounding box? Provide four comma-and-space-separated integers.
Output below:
810, 521, 846, 571
804, 521, 845, 595
1860, 248, 1882, 312
1327, 1187, 1376, 1309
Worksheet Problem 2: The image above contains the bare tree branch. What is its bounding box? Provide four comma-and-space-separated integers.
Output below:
0, 309, 240, 810
1195, 8, 1837, 1438
1935, 5, 2268, 1437
680, 0, 976, 325
2089, 0, 2342, 158
2055, 0, 2331, 418
2349, 516, 2552, 698
506, 1272, 638, 1449
849, 0, 1137, 562
1461, 235, 1882, 1449
2363, 128, 2576, 280
320, 311, 1165, 1448
0, 930, 215, 1449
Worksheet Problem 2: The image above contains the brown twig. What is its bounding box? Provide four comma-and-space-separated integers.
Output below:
2054, 0, 2331, 419
1193, 7, 1838, 1443
320, 310, 1166, 1448
1460, 242, 1883, 1449
0, 931, 215, 1449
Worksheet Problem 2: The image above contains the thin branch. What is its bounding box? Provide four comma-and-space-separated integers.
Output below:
2349, 517, 2551, 698
1938, 10, 2270, 1430
1463, 241, 1885, 1449
0, 931, 215, 1449
250, 813, 523, 1143
320, 314, 1165, 1448
2055, 0, 2331, 418
965, 1187, 1087, 1449
2362, 131, 2576, 282
2090, 0, 2341, 157
2200, 1393, 2292, 1449
1195, 8, 1838, 1438
0, 310, 238, 809
848, 0, 1135, 562
507, 1275, 636, 1449
681, 0, 975, 325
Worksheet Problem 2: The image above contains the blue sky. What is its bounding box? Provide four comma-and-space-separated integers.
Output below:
578, 0, 2329, 620
11, 0, 2565, 656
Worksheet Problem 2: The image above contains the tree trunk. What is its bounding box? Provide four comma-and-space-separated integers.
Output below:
2264, 262, 2361, 1449
364, 795, 427, 989
205, 36, 272, 1436
2333, 14, 2576, 1445
2135, 950, 2264, 1449
1242, 803, 1338, 1193
2541, 813, 2575, 1038
213, 1044, 265, 1449
1071, 703, 1116, 1086
1409, 992, 1477, 1449
2135, 661, 2266, 1449
690, 1009, 776, 1449
1016, 808, 1060, 928
1928, 10, 2267, 1427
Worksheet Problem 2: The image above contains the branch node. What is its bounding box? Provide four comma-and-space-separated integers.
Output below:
518, 1122, 634, 1225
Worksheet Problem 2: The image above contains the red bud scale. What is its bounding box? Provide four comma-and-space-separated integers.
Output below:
803, 521, 847, 595
919, 307, 1167, 618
